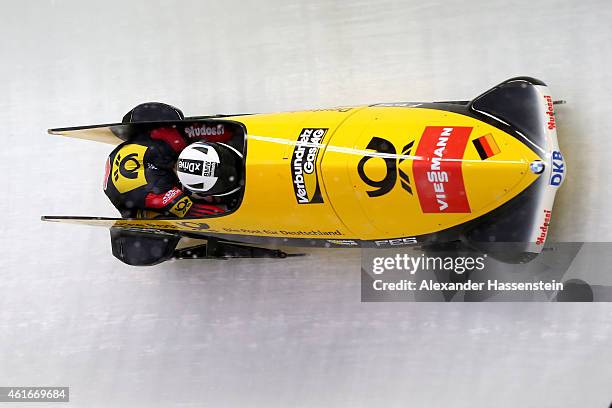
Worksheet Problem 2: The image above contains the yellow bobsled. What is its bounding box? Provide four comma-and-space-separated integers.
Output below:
44, 77, 564, 265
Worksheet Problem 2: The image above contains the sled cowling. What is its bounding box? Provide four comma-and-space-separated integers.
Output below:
463, 77, 565, 260
470, 76, 549, 154
110, 228, 180, 266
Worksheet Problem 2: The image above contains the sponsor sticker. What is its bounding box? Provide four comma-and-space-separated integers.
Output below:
177, 159, 203, 175
413, 126, 472, 213
169, 196, 193, 218
309, 107, 353, 113
550, 150, 564, 187
291, 128, 328, 204
162, 187, 182, 206
327, 239, 359, 246
536, 209, 552, 245
373, 237, 418, 247
202, 161, 217, 177
111, 144, 148, 193
184, 124, 227, 141
544, 95, 556, 130
357, 137, 414, 197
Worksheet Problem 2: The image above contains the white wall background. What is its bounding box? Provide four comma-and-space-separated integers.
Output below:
1, 0, 611, 406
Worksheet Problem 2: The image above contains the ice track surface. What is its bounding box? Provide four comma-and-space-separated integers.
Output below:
1, 0, 612, 406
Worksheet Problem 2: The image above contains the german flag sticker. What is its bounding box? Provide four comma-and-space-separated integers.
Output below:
473, 133, 501, 160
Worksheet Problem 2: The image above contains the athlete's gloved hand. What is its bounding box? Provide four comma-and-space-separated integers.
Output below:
145, 187, 225, 218
145, 187, 192, 217
186, 203, 225, 217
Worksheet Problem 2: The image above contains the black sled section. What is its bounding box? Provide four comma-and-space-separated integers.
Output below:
462, 77, 551, 263
122, 102, 184, 123
469, 76, 548, 154
110, 228, 180, 266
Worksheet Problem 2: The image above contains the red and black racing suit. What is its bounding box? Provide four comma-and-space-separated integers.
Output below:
103, 127, 223, 218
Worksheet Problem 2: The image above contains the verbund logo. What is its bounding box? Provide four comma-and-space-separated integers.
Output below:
413, 126, 472, 213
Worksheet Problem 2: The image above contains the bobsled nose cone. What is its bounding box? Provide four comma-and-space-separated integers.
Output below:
461, 138, 542, 217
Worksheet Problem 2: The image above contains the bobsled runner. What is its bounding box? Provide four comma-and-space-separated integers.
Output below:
43, 77, 565, 265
